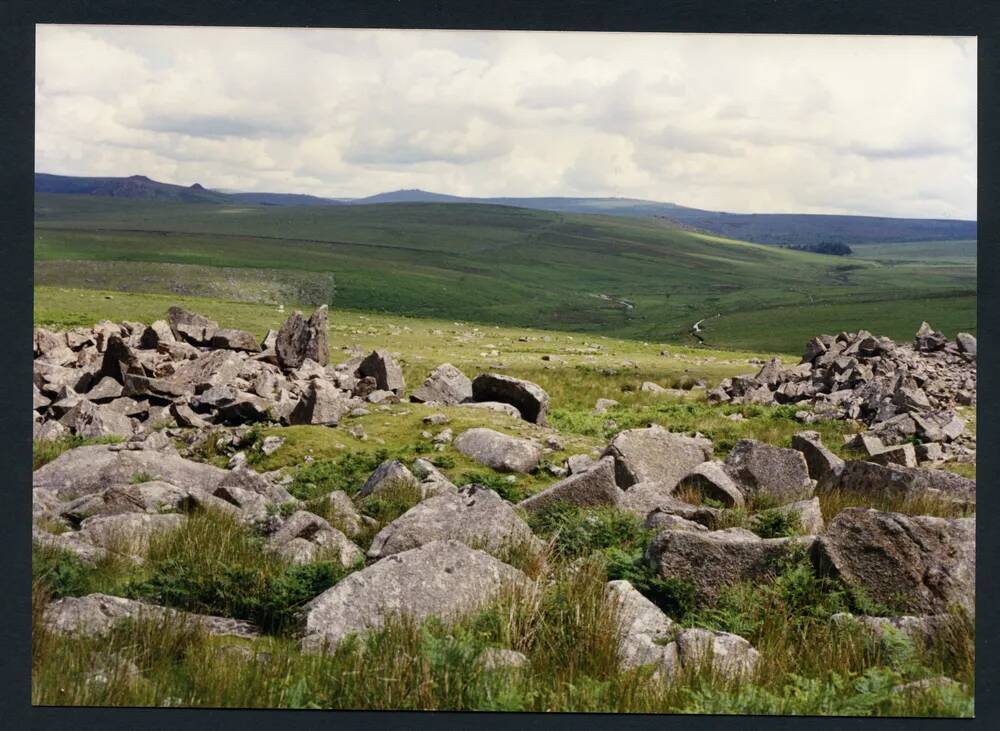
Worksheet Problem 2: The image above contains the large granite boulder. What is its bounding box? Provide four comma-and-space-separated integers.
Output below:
301, 540, 528, 652
836, 461, 975, 504
33, 445, 228, 502
287, 380, 352, 426
723, 439, 814, 505
517, 458, 622, 513
471, 373, 550, 425
410, 363, 472, 405
454, 428, 543, 474
603, 426, 713, 489
368, 485, 541, 559
673, 461, 745, 509
816, 508, 975, 616
276, 306, 329, 370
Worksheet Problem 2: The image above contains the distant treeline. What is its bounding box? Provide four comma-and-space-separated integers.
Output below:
782, 241, 854, 256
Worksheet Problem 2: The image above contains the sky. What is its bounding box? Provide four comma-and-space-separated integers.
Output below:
35, 26, 976, 218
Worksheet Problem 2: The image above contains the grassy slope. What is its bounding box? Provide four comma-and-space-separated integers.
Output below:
35, 194, 976, 353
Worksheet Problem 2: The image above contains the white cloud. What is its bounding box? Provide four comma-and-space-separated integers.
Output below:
35, 26, 976, 218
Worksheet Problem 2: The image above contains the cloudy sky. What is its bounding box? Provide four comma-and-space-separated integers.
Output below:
36, 26, 976, 218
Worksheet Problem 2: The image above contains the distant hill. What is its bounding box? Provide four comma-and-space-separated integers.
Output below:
35, 173, 339, 207
35, 174, 976, 245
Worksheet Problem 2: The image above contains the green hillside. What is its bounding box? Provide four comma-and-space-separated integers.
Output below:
34, 194, 976, 353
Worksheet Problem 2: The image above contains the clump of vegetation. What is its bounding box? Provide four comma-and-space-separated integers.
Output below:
357, 480, 424, 528
604, 548, 699, 620
123, 509, 357, 633
455, 471, 525, 503
750, 508, 801, 538
288, 449, 390, 500
525, 504, 649, 560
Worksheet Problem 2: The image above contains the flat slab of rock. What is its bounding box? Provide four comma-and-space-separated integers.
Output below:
369, 485, 540, 559
454, 428, 543, 474
603, 426, 713, 489
723, 439, 814, 505
517, 458, 621, 513
33, 445, 228, 502
647, 528, 815, 604
458, 401, 522, 419
302, 540, 528, 651
471, 373, 550, 425
816, 508, 975, 616
45, 593, 259, 639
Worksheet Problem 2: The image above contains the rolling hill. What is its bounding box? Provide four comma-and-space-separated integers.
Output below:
35, 173, 976, 246
33, 192, 976, 352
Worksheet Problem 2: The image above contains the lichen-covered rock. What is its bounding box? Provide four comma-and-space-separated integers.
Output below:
454, 428, 543, 474
302, 540, 528, 652
369, 485, 541, 559
517, 458, 621, 513
723, 439, 814, 505
603, 426, 713, 489
816, 508, 975, 616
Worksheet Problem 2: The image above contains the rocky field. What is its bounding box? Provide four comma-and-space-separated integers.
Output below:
31, 304, 976, 715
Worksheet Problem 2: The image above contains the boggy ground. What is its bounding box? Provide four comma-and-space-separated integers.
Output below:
31, 289, 975, 716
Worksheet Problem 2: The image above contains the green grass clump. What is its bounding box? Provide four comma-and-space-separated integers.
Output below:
32, 541, 143, 599
357, 481, 424, 531
123, 509, 357, 633
750, 508, 801, 538
288, 449, 390, 500
33, 434, 124, 471
455, 471, 526, 503
604, 548, 699, 620
525, 504, 649, 560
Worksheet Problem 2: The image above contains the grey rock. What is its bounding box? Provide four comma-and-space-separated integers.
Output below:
169, 402, 209, 429
139, 320, 175, 349
45, 593, 259, 639
357, 460, 420, 499
32, 527, 109, 566
566, 454, 595, 474
594, 398, 620, 413
476, 648, 529, 671
868, 443, 918, 468
33, 444, 228, 502
270, 511, 363, 567
84, 376, 124, 403
837, 461, 975, 503
603, 425, 714, 489
643, 513, 709, 532
675, 627, 760, 680
791, 431, 846, 491
167, 306, 219, 346
411, 363, 472, 405
74, 512, 186, 556
607, 580, 679, 677
623, 483, 721, 526
472, 373, 550, 425
287, 380, 352, 426
358, 349, 405, 394
61, 400, 134, 439
323, 490, 365, 537
674, 461, 745, 509
276, 306, 329, 370
210, 328, 261, 353
459, 401, 522, 419
760, 496, 825, 535
816, 508, 975, 616
454, 428, 543, 474
301, 540, 528, 652
647, 528, 815, 604
517, 458, 621, 513
59, 481, 190, 523
369, 485, 541, 559
955, 333, 976, 357
723, 439, 814, 505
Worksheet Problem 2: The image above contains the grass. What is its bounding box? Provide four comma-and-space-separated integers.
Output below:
34, 194, 975, 353
33, 434, 124, 471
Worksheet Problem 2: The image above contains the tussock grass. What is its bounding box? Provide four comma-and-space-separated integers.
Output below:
33, 434, 124, 470
817, 489, 974, 522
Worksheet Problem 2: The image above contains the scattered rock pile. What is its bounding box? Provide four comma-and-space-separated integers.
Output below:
708, 324, 976, 464
33, 306, 554, 442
